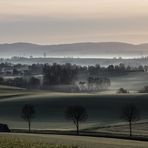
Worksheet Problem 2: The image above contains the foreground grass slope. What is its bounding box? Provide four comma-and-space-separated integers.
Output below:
1, 133, 148, 148
0, 134, 78, 148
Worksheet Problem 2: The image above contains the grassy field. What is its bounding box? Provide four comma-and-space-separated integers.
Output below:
0, 134, 78, 148
84, 122, 148, 137
0, 72, 148, 132
0, 90, 148, 131
1, 133, 148, 148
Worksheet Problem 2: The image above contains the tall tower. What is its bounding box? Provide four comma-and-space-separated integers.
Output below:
43, 52, 46, 58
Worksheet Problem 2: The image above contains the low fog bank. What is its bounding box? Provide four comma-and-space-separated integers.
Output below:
1, 57, 148, 67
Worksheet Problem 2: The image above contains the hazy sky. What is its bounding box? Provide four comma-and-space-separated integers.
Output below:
0, 0, 148, 44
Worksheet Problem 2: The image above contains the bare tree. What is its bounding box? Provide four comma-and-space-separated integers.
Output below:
21, 104, 35, 133
65, 105, 88, 135
121, 104, 140, 137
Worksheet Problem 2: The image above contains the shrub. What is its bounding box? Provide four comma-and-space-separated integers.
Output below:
117, 88, 129, 94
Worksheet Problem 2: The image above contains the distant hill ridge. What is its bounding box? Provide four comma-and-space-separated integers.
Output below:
0, 42, 147, 58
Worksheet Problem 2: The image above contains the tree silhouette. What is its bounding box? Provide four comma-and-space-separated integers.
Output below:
65, 105, 88, 135
121, 104, 140, 137
21, 104, 35, 133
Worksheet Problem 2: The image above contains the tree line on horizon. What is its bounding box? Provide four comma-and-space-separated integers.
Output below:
0, 63, 146, 91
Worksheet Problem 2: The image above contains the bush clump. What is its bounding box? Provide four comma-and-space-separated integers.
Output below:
117, 88, 129, 94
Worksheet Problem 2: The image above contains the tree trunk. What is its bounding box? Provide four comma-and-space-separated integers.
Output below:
76, 122, 79, 135
28, 120, 31, 133
129, 121, 132, 137
76, 125, 79, 135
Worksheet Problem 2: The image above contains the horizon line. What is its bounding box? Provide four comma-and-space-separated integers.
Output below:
0, 41, 148, 46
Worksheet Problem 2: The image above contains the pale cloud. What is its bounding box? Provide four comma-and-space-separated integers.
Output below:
1, 0, 148, 18
0, 0, 148, 44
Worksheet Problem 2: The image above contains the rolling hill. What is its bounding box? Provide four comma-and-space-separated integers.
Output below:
0, 42, 147, 58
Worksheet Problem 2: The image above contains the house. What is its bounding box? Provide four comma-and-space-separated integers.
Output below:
16, 66, 30, 75
1, 67, 14, 75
